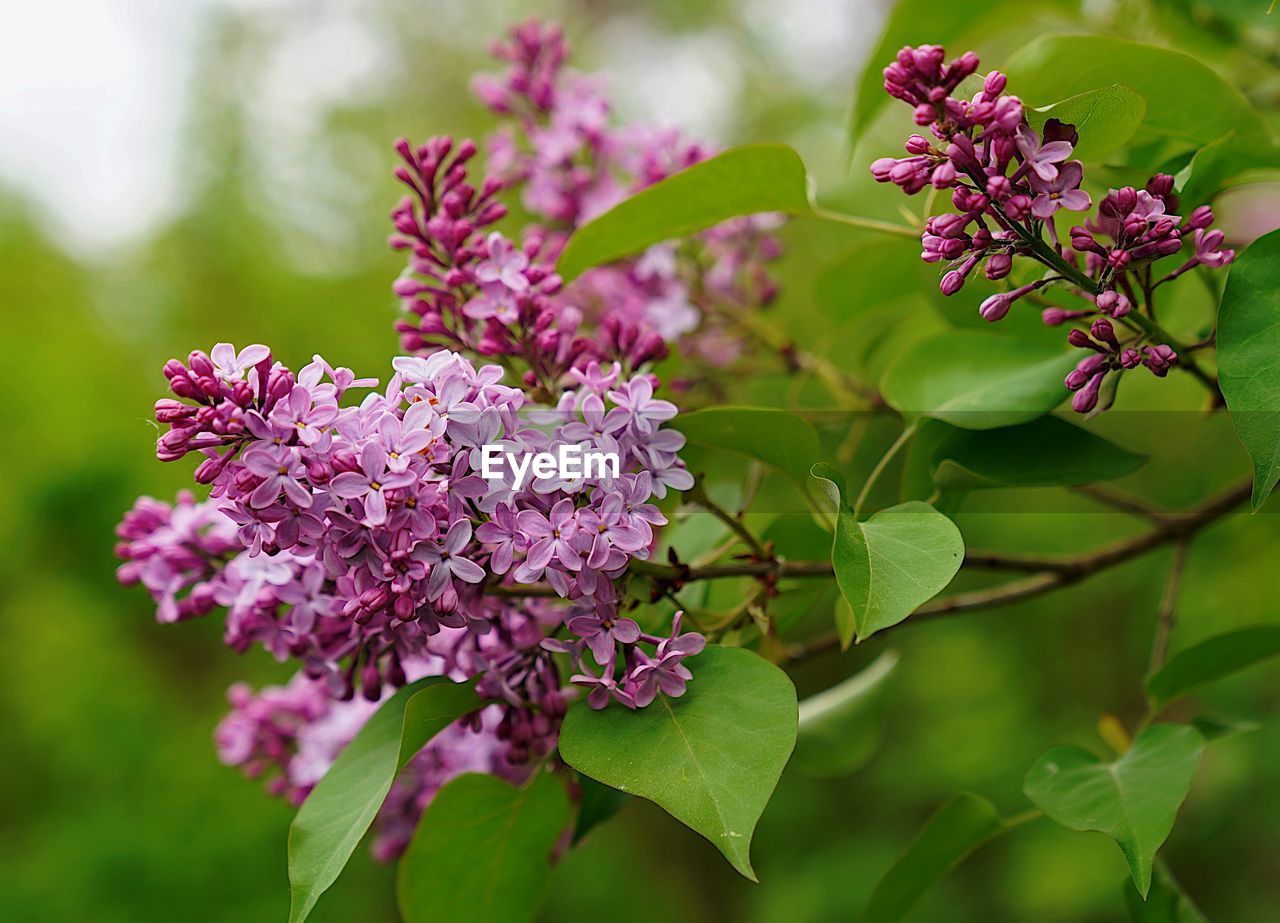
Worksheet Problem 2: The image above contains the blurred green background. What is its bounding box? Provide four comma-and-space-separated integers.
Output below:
3, 1, 1279, 920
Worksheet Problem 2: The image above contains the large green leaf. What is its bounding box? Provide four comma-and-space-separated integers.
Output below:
1218, 229, 1280, 510
881, 332, 1078, 430
1025, 85, 1147, 161
396, 772, 571, 923
675, 407, 820, 484
1008, 35, 1272, 152
557, 645, 797, 880
794, 650, 899, 777
912, 417, 1146, 492
1024, 724, 1205, 896
557, 144, 809, 281
287, 677, 481, 923
814, 238, 934, 319
1146, 625, 1280, 709
812, 464, 964, 643
1124, 861, 1210, 923
860, 793, 1010, 923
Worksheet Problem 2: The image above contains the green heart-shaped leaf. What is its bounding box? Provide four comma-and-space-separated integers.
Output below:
557, 645, 797, 880
557, 144, 810, 281
813, 464, 964, 643
1024, 724, 1205, 896
1146, 625, 1280, 709
1026, 85, 1147, 161
288, 677, 481, 923
881, 332, 1079, 430
1218, 229, 1280, 510
396, 772, 571, 923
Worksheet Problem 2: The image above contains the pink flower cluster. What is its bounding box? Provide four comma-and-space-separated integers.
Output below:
118, 340, 705, 853
115, 17, 789, 866
390, 20, 782, 386
870, 44, 1235, 412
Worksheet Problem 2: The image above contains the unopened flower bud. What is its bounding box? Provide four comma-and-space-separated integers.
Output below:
1188, 205, 1214, 230
1091, 317, 1116, 343
939, 270, 966, 296
1072, 373, 1105, 413
1067, 329, 1095, 350
985, 252, 1013, 280
1005, 195, 1032, 220
1147, 173, 1176, 198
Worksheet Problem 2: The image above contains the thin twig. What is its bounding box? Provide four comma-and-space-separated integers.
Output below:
1070, 484, 1169, 525
1148, 539, 1191, 674
688, 477, 765, 558
486, 481, 1250, 644
786, 479, 1251, 660
854, 420, 918, 519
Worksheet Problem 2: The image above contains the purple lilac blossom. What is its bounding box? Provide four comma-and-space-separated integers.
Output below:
389, 19, 783, 390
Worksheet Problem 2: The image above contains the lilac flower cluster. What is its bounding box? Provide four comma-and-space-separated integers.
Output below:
390, 19, 782, 386
117, 337, 704, 855
871, 45, 1235, 412
123, 342, 697, 685
117, 18, 779, 868
548, 599, 706, 709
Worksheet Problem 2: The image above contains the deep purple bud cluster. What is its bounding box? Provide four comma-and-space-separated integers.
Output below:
873, 44, 1237, 413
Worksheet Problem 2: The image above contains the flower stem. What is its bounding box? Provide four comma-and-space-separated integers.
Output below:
853, 420, 919, 520
809, 206, 921, 238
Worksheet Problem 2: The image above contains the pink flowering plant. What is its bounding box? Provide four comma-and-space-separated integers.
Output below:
116, 16, 1280, 923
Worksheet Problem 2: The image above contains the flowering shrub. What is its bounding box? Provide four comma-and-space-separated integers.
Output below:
115, 16, 1280, 923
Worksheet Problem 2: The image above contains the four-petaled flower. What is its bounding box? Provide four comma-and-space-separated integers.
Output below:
415, 519, 486, 599
329, 443, 416, 525
1030, 160, 1091, 218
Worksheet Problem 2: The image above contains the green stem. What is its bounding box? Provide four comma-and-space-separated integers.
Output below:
853, 420, 919, 520
1025, 234, 1098, 293
808, 206, 920, 238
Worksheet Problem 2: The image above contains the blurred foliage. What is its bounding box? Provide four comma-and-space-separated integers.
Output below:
2, 0, 1280, 921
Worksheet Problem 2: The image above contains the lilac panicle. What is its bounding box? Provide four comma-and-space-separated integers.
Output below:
872, 45, 1235, 412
